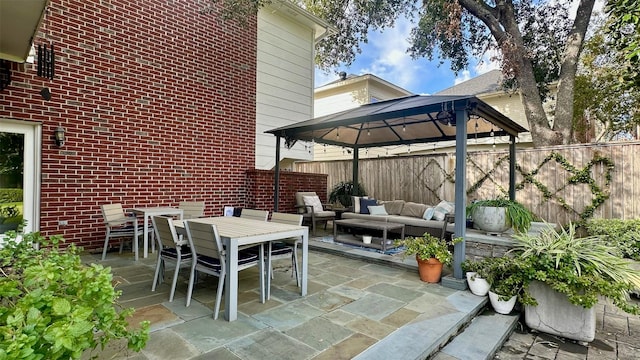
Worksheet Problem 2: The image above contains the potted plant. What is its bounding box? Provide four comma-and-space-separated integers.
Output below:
483, 257, 525, 314
0, 231, 149, 358
509, 223, 640, 342
395, 234, 459, 283
328, 181, 367, 208
461, 260, 491, 296
466, 198, 534, 234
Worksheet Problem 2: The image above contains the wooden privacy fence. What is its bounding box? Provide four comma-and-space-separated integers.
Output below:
294, 141, 640, 225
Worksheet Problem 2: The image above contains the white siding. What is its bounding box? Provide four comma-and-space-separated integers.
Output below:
256, 7, 315, 170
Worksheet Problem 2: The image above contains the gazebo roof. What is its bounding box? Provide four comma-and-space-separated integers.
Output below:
266, 94, 527, 149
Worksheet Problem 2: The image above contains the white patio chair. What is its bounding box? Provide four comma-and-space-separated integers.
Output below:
269, 212, 303, 287
179, 201, 205, 219
239, 208, 269, 221
100, 203, 153, 261
151, 216, 192, 302
183, 220, 266, 319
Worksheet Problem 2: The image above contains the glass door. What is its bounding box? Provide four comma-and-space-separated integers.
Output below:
0, 120, 41, 237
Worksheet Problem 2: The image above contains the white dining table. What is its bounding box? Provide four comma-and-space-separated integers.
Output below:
131, 207, 183, 259
173, 216, 309, 321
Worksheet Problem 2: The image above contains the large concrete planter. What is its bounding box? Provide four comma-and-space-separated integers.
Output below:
525, 281, 596, 342
471, 206, 510, 234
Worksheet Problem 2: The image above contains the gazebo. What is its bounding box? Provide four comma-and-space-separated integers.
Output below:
266, 94, 528, 280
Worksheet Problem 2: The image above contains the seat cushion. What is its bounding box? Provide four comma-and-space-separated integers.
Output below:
270, 242, 293, 256
400, 202, 428, 218
161, 247, 193, 260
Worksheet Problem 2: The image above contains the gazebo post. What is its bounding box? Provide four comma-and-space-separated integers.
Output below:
509, 135, 516, 201
274, 135, 281, 212
352, 146, 359, 195
453, 109, 467, 280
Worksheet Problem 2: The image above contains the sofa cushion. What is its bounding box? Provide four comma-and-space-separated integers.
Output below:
368, 205, 388, 215
432, 200, 455, 221
388, 215, 445, 229
423, 207, 435, 220
382, 200, 405, 215
400, 202, 428, 218
342, 212, 389, 222
359, 198, 378, 214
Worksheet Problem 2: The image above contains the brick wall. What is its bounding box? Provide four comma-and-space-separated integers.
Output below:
0, 0, 257, 250
246, 169, 328, 213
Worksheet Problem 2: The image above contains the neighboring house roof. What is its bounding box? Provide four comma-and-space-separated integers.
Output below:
316, 73, 413, 96
436, 70, 503, 96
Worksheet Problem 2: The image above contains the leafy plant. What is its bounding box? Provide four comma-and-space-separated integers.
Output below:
0, 231, 149, 359
328, 181, 367, 208
462, 257, 526, 300
466, 198, 535, 233
509, 223, 640, 314
584, 218, 640, 260
395, 233, 460, 265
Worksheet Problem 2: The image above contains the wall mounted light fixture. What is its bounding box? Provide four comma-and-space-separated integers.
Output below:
54, 126, 65, 147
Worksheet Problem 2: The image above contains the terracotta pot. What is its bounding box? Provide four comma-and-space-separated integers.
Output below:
416, 256, 443, 283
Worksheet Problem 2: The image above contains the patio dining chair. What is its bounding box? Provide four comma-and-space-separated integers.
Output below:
295, 191, 336, 235
268, 212, 303, 287
151, 216, 192, 302
100, 203, 153, 261
183, 220, 266, 319
239, 208, 269, 221
179, 201, 205, 219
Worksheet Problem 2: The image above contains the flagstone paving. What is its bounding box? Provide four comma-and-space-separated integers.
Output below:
81, 230, 640, 360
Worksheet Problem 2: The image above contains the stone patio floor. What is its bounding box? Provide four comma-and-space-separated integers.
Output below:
81, 229, 640, 360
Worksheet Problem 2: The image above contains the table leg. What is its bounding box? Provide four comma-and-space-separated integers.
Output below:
224, 238, 239, 321
301, 228, 308, 296
143, 214, 149, 258
133, 217, 139, 261
266, 242, 272, 300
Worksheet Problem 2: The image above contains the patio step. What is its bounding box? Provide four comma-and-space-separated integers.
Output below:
352, 293, 489, 360
434, 310, 520, 360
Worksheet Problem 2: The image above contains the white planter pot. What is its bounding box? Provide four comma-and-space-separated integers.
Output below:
466, 272, 490, 296
489, 291, 517, 315
525, 281, 596, 342
471, 206, 510, 234
362, 235, 372, 244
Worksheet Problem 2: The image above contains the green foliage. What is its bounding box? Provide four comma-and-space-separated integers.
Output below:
510, 223, 640, 314
0, 189, 23, 203
0, 205, 20, 223
606, 0, 640, 89
395, 234, 460, 265
584, 218, 640, 260
328, 181, 367, 208
0, 232, 149, 359
466, 198, 534, 233
463, 257, 527, 300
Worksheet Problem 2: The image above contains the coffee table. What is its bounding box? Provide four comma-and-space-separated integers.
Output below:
333, 219, 405, 252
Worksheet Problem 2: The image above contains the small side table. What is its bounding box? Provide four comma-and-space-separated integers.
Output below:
332, 207, 348, 220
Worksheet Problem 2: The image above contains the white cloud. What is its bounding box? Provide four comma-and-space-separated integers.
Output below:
454, 70, 471, 85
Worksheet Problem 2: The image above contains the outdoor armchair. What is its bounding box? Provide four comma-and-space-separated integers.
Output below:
179, 201, 205, 219
268, 212, 303, 288
100, 203, 153, 260
294, 191, 336, 235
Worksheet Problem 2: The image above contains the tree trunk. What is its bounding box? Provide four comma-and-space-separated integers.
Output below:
554, 0, 596, 144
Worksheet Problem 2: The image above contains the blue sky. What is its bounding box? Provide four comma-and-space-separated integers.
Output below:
314, 14, 499, 95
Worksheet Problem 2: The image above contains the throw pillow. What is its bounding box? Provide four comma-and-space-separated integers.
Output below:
352, 196, 369, 213
423, 207, 435, 220
400, 202, 428, 218
368, 205, 388, 215
302, 195, 324, 213
432, 200, 455, 221
359, 198, 378, 214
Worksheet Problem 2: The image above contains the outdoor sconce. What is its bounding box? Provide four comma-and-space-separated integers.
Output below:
54, 126, 65, 147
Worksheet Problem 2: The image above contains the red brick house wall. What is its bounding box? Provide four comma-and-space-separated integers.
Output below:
0, 0, 257, 250
246, 169, 328, 213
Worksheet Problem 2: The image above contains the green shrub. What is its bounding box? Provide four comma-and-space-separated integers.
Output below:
0, 188, 23, 203
0, 232, 149, 359
584, 218, 640, 260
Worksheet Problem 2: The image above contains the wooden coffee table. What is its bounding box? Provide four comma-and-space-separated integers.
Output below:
333, 219, 405, 252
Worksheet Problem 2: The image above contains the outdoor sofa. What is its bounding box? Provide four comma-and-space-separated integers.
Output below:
341, 197, 455, 238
